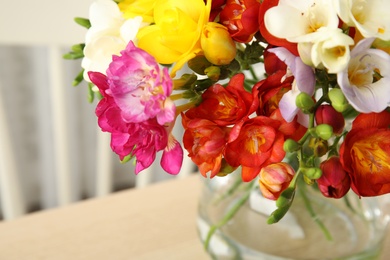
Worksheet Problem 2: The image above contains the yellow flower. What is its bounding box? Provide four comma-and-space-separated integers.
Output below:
201, 22, 236, 65
118, 0, 156, 23
137, 0, 211, 76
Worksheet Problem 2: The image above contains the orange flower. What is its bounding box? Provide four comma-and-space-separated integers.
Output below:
224, 116, 285, 182
339, 111, 390, 196
259, 162, 295, 200
182, 115, 229, 178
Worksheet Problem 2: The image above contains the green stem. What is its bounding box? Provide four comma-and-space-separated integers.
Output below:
298, 185, 333, 241
214, 176, 244, 205
204, 181, 256, 251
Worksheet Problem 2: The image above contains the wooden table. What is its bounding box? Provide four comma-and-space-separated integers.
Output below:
0, 175, 388, 260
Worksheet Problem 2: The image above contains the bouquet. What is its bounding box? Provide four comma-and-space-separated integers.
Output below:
65, 0, 390, 226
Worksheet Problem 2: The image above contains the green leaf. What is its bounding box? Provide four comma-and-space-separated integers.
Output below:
74, 17, 91, 29
87, 83, 95, 103
72, 69, 85, 87
63, 52, 84, 60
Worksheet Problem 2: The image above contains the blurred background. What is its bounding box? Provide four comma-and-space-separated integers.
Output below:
0, 0, 195, 220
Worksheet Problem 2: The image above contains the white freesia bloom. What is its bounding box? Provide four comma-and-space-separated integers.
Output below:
81, 0, 144, 82
264, 0, 339, 43
297, 28, 354, 73
337, 38, 390, 113
334, 0, 390, 40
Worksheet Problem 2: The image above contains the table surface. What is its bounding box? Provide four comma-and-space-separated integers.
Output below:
0, 175, 389, 260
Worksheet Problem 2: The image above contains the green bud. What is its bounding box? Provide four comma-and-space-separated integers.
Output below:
295, 92, 315, 112
187, 55, 212, 75
172, 74, 197, 90
283, 139, 300, 152
328, 88, 349, 113
315, 124, 333, 140
205, 66, 221, 81
301, 167, 322, 180
276, 187, 295, 208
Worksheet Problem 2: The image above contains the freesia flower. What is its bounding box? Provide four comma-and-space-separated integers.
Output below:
297, 27, 354, 73
219, 0, 260, 43
259, 162, 295, 200
88, 71, 183, 175
107, 41, 175, 125
136, 0, 211, 76
339, 111, 390, 196
224, 116, 286, 182
337, 37, 390, 113
318, 156, 351, 198
259, 0, 298, 55
81, 0, 144, 82
267, 47, 315, 124
184, 73, 256, 142
263, 0, 339, 43
182, 116, 229, 178
334, 0, 390, 41
118, 0, 156, 23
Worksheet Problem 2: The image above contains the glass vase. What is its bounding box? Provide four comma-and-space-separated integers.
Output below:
197, 172, 390, 260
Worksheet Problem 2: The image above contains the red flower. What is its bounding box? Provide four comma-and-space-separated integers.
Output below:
182, 115, 229, 178
258, 0, 298, 55
263, 45, 288, 75
224, 116, 286, 181
318, 157, 351, 198
185, 73, 258, 143
255, 70, 293, 116
220, 0, 261, 43
340, 111, 390, 196
206, 0, 227, 21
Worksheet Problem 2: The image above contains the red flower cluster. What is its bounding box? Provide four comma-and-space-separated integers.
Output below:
182, 72, 304, 182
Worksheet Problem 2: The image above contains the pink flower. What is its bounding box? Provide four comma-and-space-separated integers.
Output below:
106, 41, 175, 125
89, 57, 183, 175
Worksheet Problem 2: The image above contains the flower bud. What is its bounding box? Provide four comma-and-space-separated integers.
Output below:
315, 124, 333, 140
308, 137, 329, 157
301, 167, 322, 180
295, 92, 315, 112
328, 88, 349, 113
315, 105, 345, 135
259, 162, 295, 200
172, 74, 197, 90
283, 138, 300, 152
318, 157, 351, 198
201, 22, 237, 65
204, 66, 221, 81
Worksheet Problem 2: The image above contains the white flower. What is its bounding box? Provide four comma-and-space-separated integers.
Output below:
334, 0, 390, 40
264, 0, 339, 43
81, 0, 144, 82
297, 27, 354, 73
337, 38, 390, 113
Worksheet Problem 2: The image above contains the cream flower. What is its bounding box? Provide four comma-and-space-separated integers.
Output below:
297, 27, 354, 73
81, 0, 144, 82
264, 0, 339, 43
337, 38, 390, 113
334, 0, 390, 40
